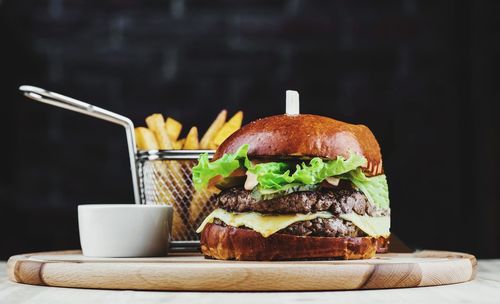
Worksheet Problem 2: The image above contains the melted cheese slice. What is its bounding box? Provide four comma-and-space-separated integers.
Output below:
196, 209, 333, 237
340, 213, 390, 237
197, 209, 391, 238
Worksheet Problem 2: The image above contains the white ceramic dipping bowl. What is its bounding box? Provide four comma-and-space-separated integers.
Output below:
78, 204, 173, 257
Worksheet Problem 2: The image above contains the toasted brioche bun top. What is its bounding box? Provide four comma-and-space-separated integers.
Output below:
214, 114, 383, 176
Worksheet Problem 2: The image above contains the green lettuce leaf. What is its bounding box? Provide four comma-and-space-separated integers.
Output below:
250, 183, 319, 201
192, 144, 250, 190
342, 169, 390, 209
247, 154, 367, 189
192, 144, 389, 209
248, 162, 293, 188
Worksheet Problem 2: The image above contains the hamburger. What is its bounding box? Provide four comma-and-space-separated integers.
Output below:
192, 114, 390, 260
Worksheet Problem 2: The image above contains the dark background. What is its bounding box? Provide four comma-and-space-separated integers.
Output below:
1, 0, 499, 260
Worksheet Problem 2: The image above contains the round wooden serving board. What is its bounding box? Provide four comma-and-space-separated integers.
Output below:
7, 250, 476, 291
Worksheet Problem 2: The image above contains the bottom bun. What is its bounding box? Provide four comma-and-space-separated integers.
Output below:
200, 223, 388, 261
376, 236, 390, 253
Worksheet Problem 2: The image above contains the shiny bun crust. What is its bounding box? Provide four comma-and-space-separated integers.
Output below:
214, 114, 383, 176
200, 223, 388, 261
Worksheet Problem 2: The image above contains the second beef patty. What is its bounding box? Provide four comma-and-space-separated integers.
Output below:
216, 187, 388, 216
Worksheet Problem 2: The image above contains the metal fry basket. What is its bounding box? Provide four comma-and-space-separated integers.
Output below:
20, 85, 217, 250
137, 150, 217, 243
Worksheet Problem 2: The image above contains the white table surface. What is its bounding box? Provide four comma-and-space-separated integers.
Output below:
1, 260, 500, 304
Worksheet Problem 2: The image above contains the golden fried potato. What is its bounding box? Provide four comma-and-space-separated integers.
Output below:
210, 111, 243, 149
135, 127, 159, 150
165, 117, 182, 142
200, 110, 227, 149
146, 114, 173, 149
183, 127, 199, 149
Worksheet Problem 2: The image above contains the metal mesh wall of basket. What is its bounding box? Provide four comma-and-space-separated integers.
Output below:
137, 150, 216, 243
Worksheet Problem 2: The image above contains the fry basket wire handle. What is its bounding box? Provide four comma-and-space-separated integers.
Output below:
19, 85, 141, 204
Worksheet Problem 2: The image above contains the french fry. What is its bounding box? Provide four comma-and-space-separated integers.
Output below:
134, 127, 159, 150
168, 125, 191, 230
171, 212, 187, 240
189, 191, 212, 226
210, 111, 243, 149
152, 162, 187, 240
171, 128, 199, 238
172, 140, 183, 149
171, 138, 186, 149
146, 115, 187, 238
137, 109, 244, 240
171, 127, 197, 237
165, 117, 182, 142
146, 114, 173, 149
183, 127, 199, 149
176, 138, 186, 149
199, 110, 227, 149
189, 191, 205, 225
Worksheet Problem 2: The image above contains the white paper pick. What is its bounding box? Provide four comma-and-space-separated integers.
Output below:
286, 90, 300, 115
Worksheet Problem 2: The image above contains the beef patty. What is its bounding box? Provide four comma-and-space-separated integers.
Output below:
216, 187, 388, 216
213, 217, 364, 237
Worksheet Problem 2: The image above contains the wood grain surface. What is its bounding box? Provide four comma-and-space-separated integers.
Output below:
7, 250, 476, 291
